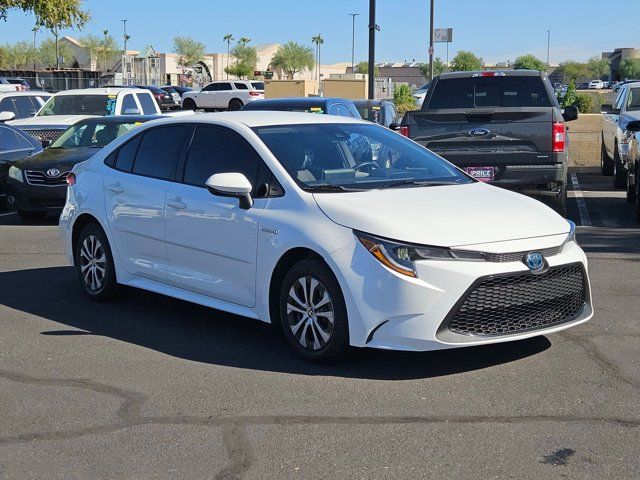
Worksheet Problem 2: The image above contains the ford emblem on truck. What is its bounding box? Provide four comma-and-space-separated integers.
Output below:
469, 128, 490, 136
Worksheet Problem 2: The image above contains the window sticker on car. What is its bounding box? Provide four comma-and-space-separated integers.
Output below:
308, 107, 324, 114
106, 98, 117, 115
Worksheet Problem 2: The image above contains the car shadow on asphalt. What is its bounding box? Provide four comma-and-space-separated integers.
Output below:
0, 266, 551, 380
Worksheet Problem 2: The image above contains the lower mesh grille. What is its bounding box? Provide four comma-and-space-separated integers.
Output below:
446, 263, 587, 336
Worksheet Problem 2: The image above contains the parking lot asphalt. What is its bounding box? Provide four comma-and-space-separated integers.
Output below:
1, 170, 639, 479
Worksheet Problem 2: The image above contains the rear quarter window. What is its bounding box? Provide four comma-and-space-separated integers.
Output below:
428, 76, 551, 109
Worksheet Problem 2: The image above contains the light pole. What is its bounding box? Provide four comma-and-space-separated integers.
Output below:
428, 0, 434, 81
122, 19, 128, 53
368, 0, 379, 99
32, 26, 38, 71
546, 29, 551, 69
349, 13, 359, 73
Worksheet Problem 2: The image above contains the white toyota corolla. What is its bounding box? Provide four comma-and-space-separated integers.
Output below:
59, 112, 593, 362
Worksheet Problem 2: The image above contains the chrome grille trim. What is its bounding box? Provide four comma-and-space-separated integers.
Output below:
25, 170, 69, 187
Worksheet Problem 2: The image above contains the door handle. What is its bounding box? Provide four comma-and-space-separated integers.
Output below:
107, 184, 124, 193
167, 199, 187, 209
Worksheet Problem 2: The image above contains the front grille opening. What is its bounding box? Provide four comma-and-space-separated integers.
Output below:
445, 264, 587, 336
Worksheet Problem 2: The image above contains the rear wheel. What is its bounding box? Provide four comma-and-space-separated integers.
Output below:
182, 98, 196, 110
279, 260, 349, 363
601, 139, 613, 176
627, 167, 637, 203
228, 99, 243, 111
613, 145, 627, 189
17, 210, 47, 221
554, 181, 567, 217
74, 223, 119, 302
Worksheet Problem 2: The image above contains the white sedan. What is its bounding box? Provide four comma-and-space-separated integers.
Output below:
59, 112, 593, 362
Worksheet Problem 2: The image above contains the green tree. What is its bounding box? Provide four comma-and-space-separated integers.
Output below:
173, 36, 205, 67
82, 32, 118, 72
620, 59, 640, 80
311, 34, 324, 81
558, 61, 589, 82
0, 0, 89, 30
355, 61, 380, 76
419, 57, 447, 79
269, 41, 315, 79
393, 84, 418, 115
513, 54, 546, 71
224, 41, 257, 79
1, 41, 37, 69
38, 36, 72, 68
587, 56, 610, 79
561, 81, 577, 108
450, 50, 483, 71
222, 34, 233, 79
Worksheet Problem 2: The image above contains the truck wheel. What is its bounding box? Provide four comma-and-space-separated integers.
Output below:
613, 146, 627, 189
601, 140, 613, 176
554, 182, 567, 217
228, 99, 243, 111
182, 98, 196, 110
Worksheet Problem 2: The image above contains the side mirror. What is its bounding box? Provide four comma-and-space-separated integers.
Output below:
562, 105, 578, 122
601, 103, 618, 114
0, 111, 16, 122
388, 122, 400, 131
205, 172, 253, 209
626, 120, 640, 132
123, 107, 141, 115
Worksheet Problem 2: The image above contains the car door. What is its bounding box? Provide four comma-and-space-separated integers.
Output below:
164, 124, 268, 307
215, 82, 233, 108
197, 83, 218, 108
103, 124, 191, 282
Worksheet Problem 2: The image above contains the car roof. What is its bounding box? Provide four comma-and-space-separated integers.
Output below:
141, 111, 366, 128
0, 91, 52, 98
246, 97, 354, 107
76, 115, 164, 124
53, 88, 141, 96
439, 69, 543, 79
351, 99, 391, 107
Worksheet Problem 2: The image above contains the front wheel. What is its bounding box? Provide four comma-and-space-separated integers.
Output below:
228, 99, 243, 111
75, 223, 119, 301
601, 140, 613, 176
182, 98, 196, 110
627, 167, 637, 204
279, 260, 349, 363
613, 146, 627, 189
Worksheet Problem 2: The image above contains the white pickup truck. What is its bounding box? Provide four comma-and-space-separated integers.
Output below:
9, 87, 161, 145
181, 80, 264, 111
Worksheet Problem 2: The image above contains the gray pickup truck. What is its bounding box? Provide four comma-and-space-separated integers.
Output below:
400, 70, 578, 215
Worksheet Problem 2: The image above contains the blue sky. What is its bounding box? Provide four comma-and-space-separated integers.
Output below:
1, 0, 639, 64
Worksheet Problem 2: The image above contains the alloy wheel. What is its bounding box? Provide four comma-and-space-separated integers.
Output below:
79, 235, 107, 292
286, 276, 335, 351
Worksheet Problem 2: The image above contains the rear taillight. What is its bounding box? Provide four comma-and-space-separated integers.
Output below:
399, 126, 410, 137
66, 172, 76, 186
552, 122, 566, 152
249, 91, 261, 96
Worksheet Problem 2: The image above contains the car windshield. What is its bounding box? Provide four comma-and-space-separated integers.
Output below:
253, 123, 472, 191
50, 121, 141, 148
37, 95, 115, 116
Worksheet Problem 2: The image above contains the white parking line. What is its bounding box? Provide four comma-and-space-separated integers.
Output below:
570, 173, 591, 227
0, 212, 16, 217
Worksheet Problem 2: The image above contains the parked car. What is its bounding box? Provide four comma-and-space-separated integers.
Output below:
621, 119, 640, 220
8, 87, 160, 145
5, 115, 161, 220
0, 91, 53, 121
58, 111, 592, 362
352, 99, 399, 128
613, 80, 640, 92
181, 81, 264, 111
577, 82, 589, 90
602, 81, 610, 89
242, 97, 361, 118
135, 85, 178, 110
588, 80, 604, 90
400, 70, 578, 216
413, 82, 430, 94
601, 81, 640, 190
0, 77, 30, 92
162, 85, 192, 98
0, 122, 43, 210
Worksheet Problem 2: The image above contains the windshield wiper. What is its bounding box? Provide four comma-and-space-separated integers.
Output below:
377, 180, 459, 189
303, 184, 356, 192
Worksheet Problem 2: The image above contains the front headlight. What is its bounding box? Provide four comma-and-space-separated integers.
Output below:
354, 231, 487, 278
8, 166, 23, 183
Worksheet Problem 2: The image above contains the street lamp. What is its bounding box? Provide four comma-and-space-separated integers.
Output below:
32, 26, 38, 71
349, 13, 359, 73
546, 29, 551, 68
122, 19, 128, 54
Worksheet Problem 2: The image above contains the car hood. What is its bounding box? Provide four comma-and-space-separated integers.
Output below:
313, 182, 570, 247
9, 114, 98, 127
12, 147, 97, 171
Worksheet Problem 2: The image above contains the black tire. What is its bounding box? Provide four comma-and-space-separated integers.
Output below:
74, 223, 119, 302
613, 145, 627, 189
627, 167, 637, 204
554, 181, 567, 217
601, 139, 613, 176
228, 99, 243, 111
278, 259, 349, 363
17, 210, 47, 221
182, 98, 196, 110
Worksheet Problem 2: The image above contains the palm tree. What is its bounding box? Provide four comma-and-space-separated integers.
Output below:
223, 34, 233, 79
239, 37, 251, 46
312, 34, 324, 88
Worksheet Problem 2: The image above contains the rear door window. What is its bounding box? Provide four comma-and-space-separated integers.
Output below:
217, 83, 232, 91
234, 83, 248, 90
0, 126, 33, 152
13, 96, 36, 117
122, 94, 138, 114
136, 93, 158, 114
132, 125, 190, 180
0, 97, 16, 116
428, 76, 551, 109
114, 135, 141, 172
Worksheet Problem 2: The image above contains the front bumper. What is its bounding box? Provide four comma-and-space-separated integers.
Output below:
332, 235, 592, 351
5, 177, 67, 212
